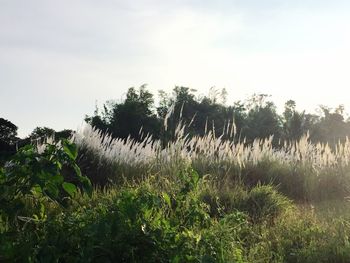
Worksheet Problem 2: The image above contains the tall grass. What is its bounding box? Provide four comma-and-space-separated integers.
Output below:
72, 123, 350, 201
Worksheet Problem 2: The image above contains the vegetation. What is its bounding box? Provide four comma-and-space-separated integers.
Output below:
1, 134, 350, 262
85, 86, 350, 146
2, 86, 350, 262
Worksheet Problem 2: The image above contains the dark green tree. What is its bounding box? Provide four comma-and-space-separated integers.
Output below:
86, 85, 161, 140
55, 129, 73, 140
156, 87, 199, 143
84, 86, 350, 148
0, 118, 18, 162
157, 87, 243, 142
109, 85, 160, 140
84, 103, 110, 133
29, 127, 55, 141
244, 94, 282, 144
282, 100, 305, 141
0, 118, 18, 144
28, 127, 73, 141
310, 105, 349, 145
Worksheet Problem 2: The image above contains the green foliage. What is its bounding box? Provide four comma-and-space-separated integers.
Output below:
0, 117, 18, 163
243, 208, 350, 263
85, 85, 161, 141
28, 126, 55, 141
201, 183, 291, 223
0, 140, 92, 231
283, 100, 305, 141
244, 94, 282, 145
1, 168, 248, 262
237, 159, 350, 202
4, 95, 350, 262
27, 127, 73, 144
83, 87, 350, 147
0, 117, 18, 144
240, 159, 311, 201
239, 185, 292, 223
2, 155, 350, 262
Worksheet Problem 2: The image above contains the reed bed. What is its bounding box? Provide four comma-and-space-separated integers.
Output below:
72, 123, 350, 201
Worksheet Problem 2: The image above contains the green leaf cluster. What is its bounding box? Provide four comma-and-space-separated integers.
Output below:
0, 140, 92, 231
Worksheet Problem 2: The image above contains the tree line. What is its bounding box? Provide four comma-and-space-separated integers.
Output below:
85, 85, 350, 146
1, 85, 350, 160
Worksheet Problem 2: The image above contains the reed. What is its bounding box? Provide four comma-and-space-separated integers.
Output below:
71, 122, 350, 200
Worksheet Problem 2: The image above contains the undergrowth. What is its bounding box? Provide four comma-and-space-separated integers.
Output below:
2, 131, 350, 262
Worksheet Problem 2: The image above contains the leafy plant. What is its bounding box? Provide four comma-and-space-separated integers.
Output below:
0, 139, 92, 229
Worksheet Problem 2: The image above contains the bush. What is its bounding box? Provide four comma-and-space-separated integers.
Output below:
200, 180, 248, 217
1, 168, 249, 262
240, 185, 292, 223
0, 140, 92, 261
201, 182, 291, 223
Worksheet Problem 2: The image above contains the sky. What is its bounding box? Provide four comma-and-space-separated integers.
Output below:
1, 0, 350, 137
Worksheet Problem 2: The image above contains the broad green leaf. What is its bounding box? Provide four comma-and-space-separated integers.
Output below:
62, 140, 78, 160
62, 182, 77, 197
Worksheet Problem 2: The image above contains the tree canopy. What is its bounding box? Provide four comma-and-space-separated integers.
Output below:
85, 86, 350, 147
0, 118, 18, 145
85, 85, 161, 140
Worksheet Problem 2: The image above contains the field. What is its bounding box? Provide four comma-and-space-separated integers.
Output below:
1, 123, 350, 262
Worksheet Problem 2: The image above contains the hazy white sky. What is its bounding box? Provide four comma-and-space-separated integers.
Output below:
1, 0, 350, 137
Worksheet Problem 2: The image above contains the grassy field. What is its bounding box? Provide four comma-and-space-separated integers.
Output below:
1, 123, 350, 262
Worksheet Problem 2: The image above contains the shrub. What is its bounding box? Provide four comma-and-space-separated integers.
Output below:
1, 168, 249, 262
200, 180, 248, 218
0, 140, 92, 261
201, 182, 291, 223
239, 185, 292, 223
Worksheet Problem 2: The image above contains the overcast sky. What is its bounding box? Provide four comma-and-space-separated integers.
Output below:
1, 0, 350, 137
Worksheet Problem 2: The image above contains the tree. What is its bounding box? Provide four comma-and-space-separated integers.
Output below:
29, 127, 55, 141
282, 100, 305, 141
55, 129, 73, 140
157, 87, 244, 142
310, 105, 349, 145
86, 85, 161, 140
244, 94, 282, 144
156, 87, 198, 142
0, 118, 18, 162
108, 85, 160, 140
28, 127, 73, 142
84, 86, 350, 147
0, 117, 18, 144
84, 102, 110, 133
